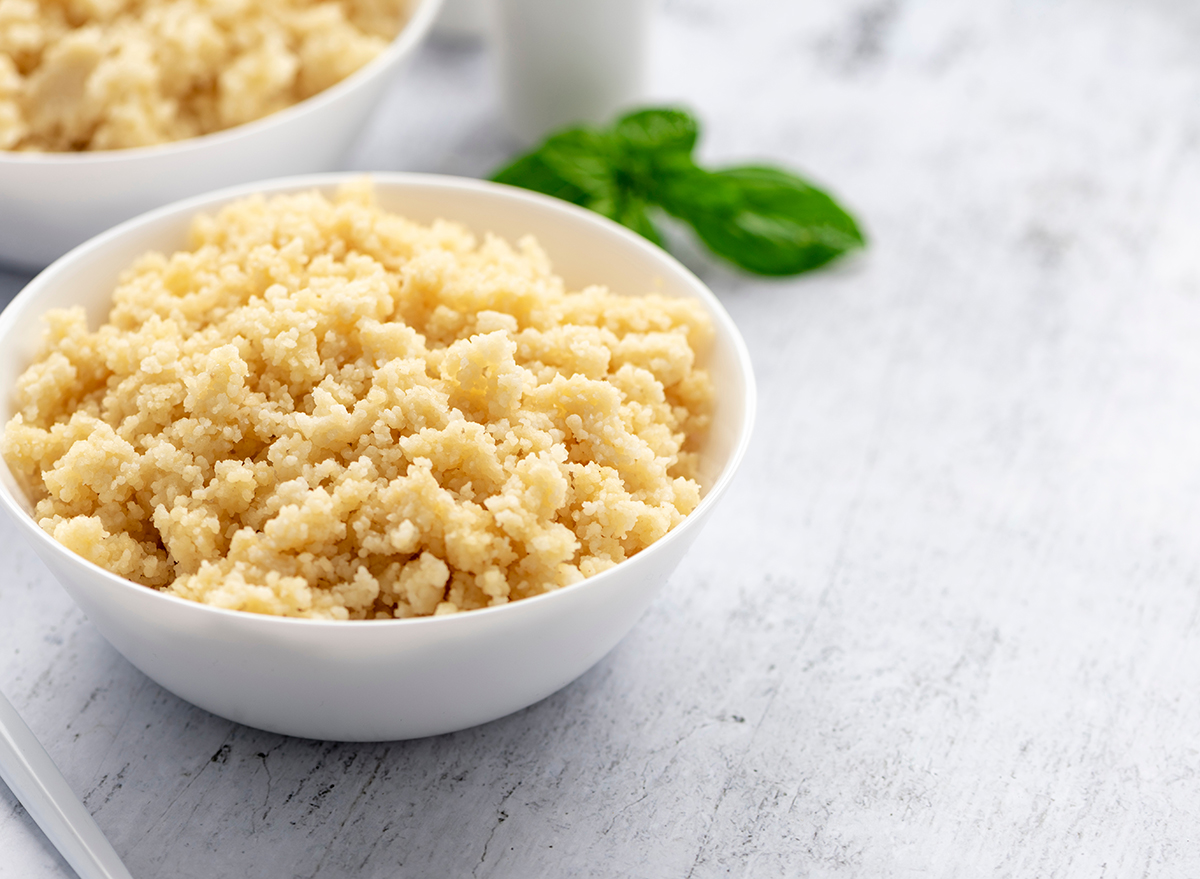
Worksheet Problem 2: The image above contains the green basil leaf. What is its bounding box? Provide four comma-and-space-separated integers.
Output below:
661, 165, 865, 275
613, 107, 699, 159
491, 123, 670, 245
568, 190, 664, 247
611, 108, 700, 200
613, 198, 665, 247
490, 151, 593, 206
490, 107, 866, 274
533, 128, 619, 201
490, 125, 619, 210
654, 163, 741, 213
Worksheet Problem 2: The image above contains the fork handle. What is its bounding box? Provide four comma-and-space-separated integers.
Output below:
0, 690, 134, 879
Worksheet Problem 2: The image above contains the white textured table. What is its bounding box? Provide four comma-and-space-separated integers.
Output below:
3, 1, 1200, 875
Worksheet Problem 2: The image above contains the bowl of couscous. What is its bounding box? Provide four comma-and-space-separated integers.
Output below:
0, 0, 442, 270
0, 173, 756, 741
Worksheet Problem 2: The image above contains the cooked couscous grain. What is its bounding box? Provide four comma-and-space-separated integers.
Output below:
1, 181, 714, 619
0, 0, 409, 151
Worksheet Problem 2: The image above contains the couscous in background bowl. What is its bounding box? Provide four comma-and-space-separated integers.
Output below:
0, 173, 756, 742
0, 0, 442, 272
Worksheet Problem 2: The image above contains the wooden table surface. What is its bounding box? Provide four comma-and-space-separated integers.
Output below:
2, 0, 1199, 875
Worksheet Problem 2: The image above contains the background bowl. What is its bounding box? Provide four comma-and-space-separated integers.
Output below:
0, 0, 442, 272
0, 173, 756, 741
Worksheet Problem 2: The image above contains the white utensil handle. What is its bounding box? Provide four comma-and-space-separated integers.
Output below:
0, 691, 134, 879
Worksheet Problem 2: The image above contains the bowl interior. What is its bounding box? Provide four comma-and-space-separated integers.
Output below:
0, 173, 755, 599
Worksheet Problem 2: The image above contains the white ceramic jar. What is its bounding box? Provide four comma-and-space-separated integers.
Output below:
491, 0, 650, 144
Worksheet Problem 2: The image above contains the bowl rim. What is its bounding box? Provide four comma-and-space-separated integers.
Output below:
0, 171, 757, 631
0, 0, 444, 165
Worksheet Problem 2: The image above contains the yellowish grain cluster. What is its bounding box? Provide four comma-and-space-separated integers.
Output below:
1, 182, 714, 619
0, 0, 408, 151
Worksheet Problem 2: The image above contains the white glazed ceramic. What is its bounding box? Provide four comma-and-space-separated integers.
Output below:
0, 174, 756, 742
0, 0, 442, 272
433, 0, 487, 42
491, 0, 649, 144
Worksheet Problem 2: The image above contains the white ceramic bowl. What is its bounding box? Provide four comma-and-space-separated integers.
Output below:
0, 0, 442, 272
0, 173, 756, 741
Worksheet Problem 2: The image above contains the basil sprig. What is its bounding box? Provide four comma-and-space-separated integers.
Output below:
490, 108, 865, 276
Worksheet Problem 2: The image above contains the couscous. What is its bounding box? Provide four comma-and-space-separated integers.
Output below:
1, 182, 714, 619
0, 0, 409, 151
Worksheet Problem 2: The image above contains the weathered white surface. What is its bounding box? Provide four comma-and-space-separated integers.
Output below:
3, 0, 1200, 875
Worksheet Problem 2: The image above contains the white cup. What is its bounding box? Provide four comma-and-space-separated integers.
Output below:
433, 0, 488, 42
491, 0, 649, 144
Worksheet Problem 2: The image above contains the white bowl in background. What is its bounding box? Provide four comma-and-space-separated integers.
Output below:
0, 0, 442, 272
0, 174, 756, 741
